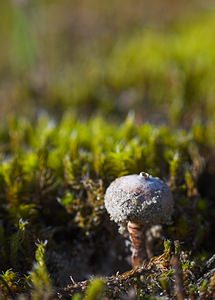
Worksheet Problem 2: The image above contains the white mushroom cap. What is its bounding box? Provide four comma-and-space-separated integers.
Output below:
104, 172, 173, 227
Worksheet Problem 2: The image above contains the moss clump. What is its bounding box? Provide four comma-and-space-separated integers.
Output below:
62, 241, 215, 299
0, 115, 214, 298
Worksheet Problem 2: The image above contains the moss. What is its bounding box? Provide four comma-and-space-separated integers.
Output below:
0, 115, 214, 298
0, 2, 215, 298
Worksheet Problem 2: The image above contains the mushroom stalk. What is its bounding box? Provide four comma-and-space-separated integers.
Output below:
127, 221, 147, 268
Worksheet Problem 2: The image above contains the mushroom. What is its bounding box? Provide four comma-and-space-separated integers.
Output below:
104, 172, 173, 268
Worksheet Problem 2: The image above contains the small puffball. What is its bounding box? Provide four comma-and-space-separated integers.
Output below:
104, 172, 173, 227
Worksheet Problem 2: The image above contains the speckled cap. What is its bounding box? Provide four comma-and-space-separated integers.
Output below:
104, 172, 173, 227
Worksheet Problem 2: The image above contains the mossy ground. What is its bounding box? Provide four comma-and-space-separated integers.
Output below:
0, 115, 215, 299
0, 1, 215, 299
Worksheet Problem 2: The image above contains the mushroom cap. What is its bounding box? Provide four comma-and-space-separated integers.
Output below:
104, 173, 173, 227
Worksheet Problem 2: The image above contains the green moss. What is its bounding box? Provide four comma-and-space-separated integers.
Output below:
30, 240, 53, 300
0, 115, 214, 298
0, 2, 215, 298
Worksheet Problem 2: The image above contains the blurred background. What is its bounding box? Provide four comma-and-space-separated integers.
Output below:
1, 0, 215, 126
